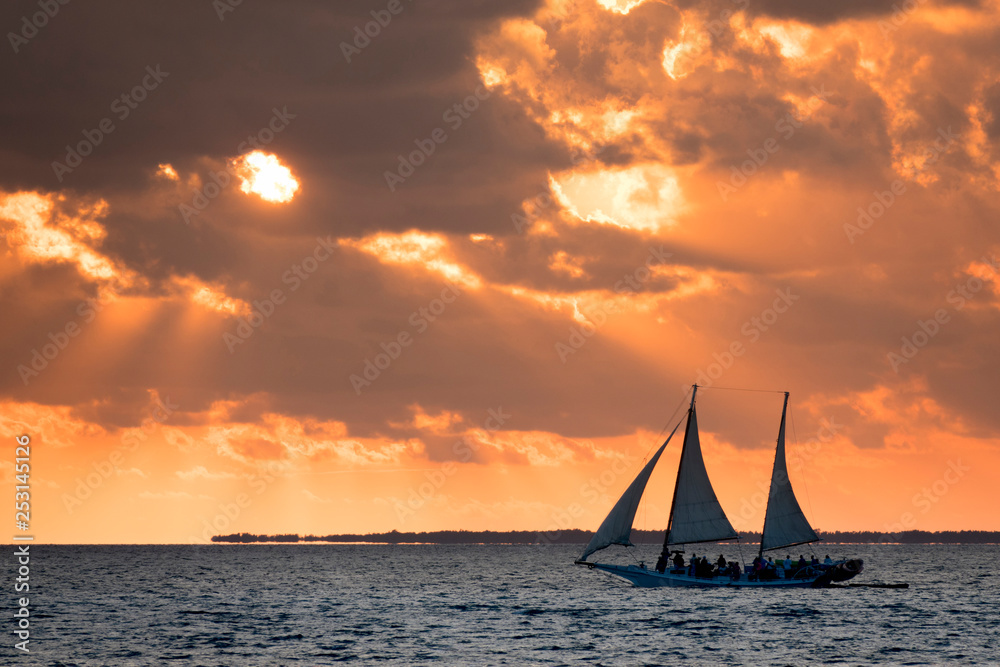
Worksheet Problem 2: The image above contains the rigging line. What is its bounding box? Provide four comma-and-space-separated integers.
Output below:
657, 387, 693, 438
698, 385, 788, 394
627, 544, 645, 567
634, 389, 690, 540
639, 387, 692, 464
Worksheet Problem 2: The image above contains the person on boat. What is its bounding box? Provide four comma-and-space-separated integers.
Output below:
798, 555, 808, 570
673, 552, 685, 569
784, 556, 792, 571
688, 554, 697, 577
811, 555, 819, 566
655, 553, 668, 573
824, 555, 834, 565
716, 554, 727, 568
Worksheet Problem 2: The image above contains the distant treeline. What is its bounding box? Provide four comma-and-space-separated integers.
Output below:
212, 529, 1000, 544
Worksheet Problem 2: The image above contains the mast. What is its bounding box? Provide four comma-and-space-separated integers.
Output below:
661, 384, 697, 555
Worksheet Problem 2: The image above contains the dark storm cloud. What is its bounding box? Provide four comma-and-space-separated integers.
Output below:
0, 0, 549, 222
676, 0, 984, 26
5, 0, 1000, 454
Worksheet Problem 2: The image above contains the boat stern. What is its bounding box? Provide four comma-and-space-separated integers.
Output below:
830, 558, 864, 582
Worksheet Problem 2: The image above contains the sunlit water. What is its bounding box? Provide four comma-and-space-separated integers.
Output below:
6, 544, 998, 665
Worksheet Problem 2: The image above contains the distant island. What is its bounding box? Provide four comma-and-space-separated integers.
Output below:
212, 529, 1000, 544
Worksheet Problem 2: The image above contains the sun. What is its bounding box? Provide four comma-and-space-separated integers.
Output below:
231, 151, 300, 203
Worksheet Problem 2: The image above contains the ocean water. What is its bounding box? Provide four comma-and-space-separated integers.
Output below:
5, 544, 998, 665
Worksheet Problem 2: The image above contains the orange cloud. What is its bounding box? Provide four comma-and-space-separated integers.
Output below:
549, 163, 684, 232
156, 163, 179, 181
170, 275, 251, 317
6, 1, 1000, 545
340, 230, 483, 288
0, 191, 133, 290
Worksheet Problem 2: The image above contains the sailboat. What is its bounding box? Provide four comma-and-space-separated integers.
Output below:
575, 385, 864, 588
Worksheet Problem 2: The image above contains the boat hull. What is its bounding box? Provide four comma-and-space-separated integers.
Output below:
580, 562, 862, 588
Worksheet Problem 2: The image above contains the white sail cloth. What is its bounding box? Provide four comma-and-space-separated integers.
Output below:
760, 396, 819, 552
579, 423, 680, 562
664, 408, 739, 545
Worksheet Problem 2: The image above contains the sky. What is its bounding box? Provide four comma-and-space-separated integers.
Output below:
1, 0, 999, 544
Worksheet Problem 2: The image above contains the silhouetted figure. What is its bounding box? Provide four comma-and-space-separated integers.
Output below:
824, 555, 833, 565
673, 552, 685, 569
716, 554, 727, 568
655, 553, 668, 573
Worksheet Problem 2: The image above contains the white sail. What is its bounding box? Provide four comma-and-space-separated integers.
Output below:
664, 404, 739, 545
760, 394, 819, 552
579, 423, 680, 561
